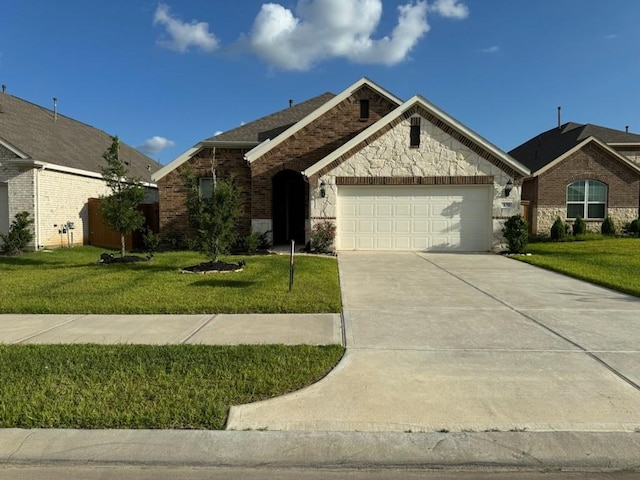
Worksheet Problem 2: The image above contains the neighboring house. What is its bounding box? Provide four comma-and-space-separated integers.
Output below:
154, 78, 529, 252
0, 87, 160, 249
509, 122, 640, 235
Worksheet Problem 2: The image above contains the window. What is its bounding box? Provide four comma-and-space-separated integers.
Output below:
199, 177, 214, 199
410, 117, 421, 148
359, 99, 370, 120
566, 180, 606, 219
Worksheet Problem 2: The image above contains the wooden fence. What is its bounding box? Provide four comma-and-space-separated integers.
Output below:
88, 198, 159, 250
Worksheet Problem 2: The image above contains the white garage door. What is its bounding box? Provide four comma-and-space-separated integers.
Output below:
337, 185, 491, 251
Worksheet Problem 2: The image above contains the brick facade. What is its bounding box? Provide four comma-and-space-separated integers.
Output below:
523, 142, 640, 235
157, 148, 252, 237
157, 85, 397, 241
250, 86, 397, 220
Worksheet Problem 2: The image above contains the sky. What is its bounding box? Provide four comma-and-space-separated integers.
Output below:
2, 0, 640, 166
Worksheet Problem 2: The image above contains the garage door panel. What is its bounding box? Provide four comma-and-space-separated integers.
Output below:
338, 185, 491, 252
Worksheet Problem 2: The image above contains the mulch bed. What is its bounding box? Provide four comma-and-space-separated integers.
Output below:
180, 260, 245, 274
98, 253, 151, 264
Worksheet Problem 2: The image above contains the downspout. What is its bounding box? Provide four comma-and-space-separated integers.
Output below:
34, 165, 45, 250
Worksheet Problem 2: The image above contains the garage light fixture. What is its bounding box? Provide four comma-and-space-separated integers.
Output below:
504, 179, 513, 197
320, 181, 326, 198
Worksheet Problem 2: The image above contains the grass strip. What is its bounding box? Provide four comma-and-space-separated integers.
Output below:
0, 344, 344, 429
0, 247, 341, 314
517, 237, 640, 297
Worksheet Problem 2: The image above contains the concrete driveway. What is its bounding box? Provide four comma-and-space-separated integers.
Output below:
227, 252, 640, 433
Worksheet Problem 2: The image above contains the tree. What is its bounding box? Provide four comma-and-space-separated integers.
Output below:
99, 136, 146, 257
182, 167, 242, 262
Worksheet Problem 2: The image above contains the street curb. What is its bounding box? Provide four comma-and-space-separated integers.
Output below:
1, 430, 640, 470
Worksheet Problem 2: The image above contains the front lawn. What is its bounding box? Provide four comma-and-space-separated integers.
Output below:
517, 237, 640, 297
0, 344, 344, 429
0, 247, 341, 314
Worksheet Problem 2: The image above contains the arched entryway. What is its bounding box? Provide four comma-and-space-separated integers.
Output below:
272, 169, 306, 245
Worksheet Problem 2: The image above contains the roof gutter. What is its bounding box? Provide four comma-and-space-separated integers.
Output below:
9, 159, 157, 188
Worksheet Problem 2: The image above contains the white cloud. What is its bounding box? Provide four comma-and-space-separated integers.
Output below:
481, 45, 499, 53
428, 0, 469, 19
247, 0, 460, 70
153, 4, 218, 53
137, 136, 176, 155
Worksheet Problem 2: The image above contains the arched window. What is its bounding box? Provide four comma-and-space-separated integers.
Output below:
566, 180, 607, 219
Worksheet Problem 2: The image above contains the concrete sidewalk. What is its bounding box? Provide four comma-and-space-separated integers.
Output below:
0, 313, 342, 345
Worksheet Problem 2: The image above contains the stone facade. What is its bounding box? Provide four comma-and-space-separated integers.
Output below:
311, 115, 522, 251
523, 142, 640, 236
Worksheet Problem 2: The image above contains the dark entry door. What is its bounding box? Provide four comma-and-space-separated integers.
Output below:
273, 170, 306, 245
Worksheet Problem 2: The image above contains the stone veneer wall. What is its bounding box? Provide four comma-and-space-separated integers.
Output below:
310, 115, 522, 251
536, 207, 638, 235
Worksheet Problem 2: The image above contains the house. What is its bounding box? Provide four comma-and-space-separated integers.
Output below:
0, 86, 160, 249
153, 78, 529, 252
509, 122, 640, 236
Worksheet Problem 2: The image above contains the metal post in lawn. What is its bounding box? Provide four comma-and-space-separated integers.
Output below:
289, 239, 295, 292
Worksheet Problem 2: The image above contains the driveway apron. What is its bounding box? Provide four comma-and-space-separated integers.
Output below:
227, 252, 640, 433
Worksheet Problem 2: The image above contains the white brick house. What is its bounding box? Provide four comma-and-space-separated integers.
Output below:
0, 90, 159, 250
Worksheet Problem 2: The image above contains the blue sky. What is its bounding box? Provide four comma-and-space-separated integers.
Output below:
2, 0, 639, 165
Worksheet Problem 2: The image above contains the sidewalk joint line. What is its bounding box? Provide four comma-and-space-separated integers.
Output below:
13, 314, 87, 345
179, 315, 218, 344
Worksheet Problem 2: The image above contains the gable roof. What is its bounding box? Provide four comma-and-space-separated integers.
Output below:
208, 93, 336, 143
0, 92, 160, 182
303, 94, 529, 179
244, 77, 403, 163
509, 122, 640, 174
152, 92, 338, 182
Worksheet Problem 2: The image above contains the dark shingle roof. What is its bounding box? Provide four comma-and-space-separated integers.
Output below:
509, 122, 640, 173
0, 93, 160, 182
208, 92, 336, 143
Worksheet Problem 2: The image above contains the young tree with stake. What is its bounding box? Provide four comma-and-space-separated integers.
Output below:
99, 136, 146, 257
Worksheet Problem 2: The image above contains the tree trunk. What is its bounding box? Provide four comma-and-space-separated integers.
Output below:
120, 234, 126, 258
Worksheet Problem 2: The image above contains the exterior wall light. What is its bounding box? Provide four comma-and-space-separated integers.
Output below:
504, 179, 513, 197
320, 181, 326, 198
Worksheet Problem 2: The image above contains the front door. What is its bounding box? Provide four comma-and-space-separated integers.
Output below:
272, 170, 306, 245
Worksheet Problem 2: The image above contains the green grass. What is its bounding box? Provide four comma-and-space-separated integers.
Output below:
0, 344, 344, 429
0, 247, 341, 313
517, 237, 640, 297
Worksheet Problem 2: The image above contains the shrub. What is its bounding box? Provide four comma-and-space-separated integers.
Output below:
502, 214, 528, 253
0, 211, 34, 255
550, 217, 567, 241
234, 230, 272, 254
142, 227, 160, 256
309, 220, 336, 253
623, 219, 640, 238
572, 216, 587, 236
601, 216, 616, 236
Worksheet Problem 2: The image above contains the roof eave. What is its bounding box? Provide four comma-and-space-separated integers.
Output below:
533, 136, 640, 176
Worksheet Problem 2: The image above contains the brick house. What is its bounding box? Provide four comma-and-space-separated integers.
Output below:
0, 87, 159, 249
509, 122, 640, 235
154, 78, 529, 252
